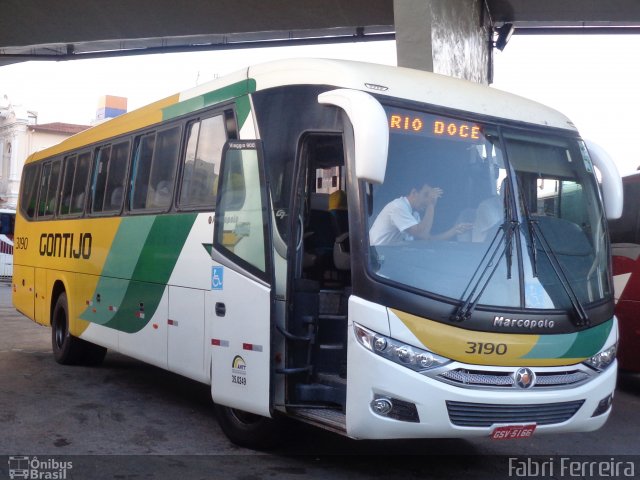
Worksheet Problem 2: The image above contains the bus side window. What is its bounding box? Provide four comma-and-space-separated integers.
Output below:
178, 115, 226, 209
60, 154, 78, 216
108, 141, 130, 211
37, 159, 62, 218
130, 126, 180, 211
20, 163, 41, 220
59, 151, 91, 216
148, 126, 180, 209
71, 152, 92, 215
91, 145, 112, 213
130, 133, 156, 210
92, 141, 130, 214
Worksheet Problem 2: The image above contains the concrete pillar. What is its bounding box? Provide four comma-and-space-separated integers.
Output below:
393, 0, 492, 84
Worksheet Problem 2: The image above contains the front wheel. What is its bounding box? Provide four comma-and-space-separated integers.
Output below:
214, 404, 282, 449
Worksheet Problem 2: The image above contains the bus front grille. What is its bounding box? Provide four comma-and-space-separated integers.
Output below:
438, 368, 590, 389
446, 400, 585, 427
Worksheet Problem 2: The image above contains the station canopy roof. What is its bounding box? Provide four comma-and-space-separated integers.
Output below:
2, 0, 640, 67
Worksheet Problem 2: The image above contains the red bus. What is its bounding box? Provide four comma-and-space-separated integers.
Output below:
608, 172, 640, 371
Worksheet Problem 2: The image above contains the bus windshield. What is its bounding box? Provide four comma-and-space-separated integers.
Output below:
367, 105, 611, 311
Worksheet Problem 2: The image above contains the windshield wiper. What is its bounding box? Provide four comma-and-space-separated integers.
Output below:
528, 218, 590, 327
516, 177, 590, 327
527, 217, 539, 277
450, 220, 518, 322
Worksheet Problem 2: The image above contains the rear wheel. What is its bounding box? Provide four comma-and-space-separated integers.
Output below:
51, 292, 106, 365
214, 404, 282, 449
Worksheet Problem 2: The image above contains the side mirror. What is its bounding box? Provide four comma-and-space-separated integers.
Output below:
318, 89, 388, 184
585, 140, 623, 220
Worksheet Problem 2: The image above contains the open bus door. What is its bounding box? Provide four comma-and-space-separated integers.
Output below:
209, 140, 277, 446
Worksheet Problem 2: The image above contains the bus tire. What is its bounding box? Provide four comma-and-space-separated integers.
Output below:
51, 292, 89, 365
214, 404, 282, 449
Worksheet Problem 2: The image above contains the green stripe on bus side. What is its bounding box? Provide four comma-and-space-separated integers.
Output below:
162, 96, 205, 121
103, 281, 165, 333
103, 216, 155, 278
104, 213, 198, 333
79, 217, 155, 325
235, 94, 252, 130
82, 213, 198, 333
202, 79, 256, 112
162, 79, 256, 122
128, 214, 197, 282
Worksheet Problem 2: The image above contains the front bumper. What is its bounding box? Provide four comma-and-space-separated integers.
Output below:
345, 322, 616, 440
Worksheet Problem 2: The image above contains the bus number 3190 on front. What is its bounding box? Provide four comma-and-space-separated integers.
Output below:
465, 342, 508, 355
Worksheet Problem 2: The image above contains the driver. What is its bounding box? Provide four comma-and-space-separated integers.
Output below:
369, 182, 471, 246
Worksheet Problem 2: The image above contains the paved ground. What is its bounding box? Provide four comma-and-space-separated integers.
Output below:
0, 282, 638, 479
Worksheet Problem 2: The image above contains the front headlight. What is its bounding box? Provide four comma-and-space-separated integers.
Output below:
354, 323, 451, 372
583, 343, 617, 371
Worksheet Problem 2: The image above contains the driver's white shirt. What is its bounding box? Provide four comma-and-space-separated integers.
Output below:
369, 196, 420, 246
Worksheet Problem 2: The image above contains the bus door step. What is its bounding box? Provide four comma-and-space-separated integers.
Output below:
287, 407, 346, 435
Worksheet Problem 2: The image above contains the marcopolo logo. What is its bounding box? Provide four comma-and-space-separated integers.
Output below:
493, 315, 555, 330
39, 233, 92, 259
8, 456, 73, 479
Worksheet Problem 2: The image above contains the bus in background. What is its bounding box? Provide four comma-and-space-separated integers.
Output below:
608, 172, 640, 371
13, 59, 623, 448
0, 208, 15, 278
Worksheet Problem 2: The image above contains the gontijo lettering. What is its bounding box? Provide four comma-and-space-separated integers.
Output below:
39, 232, 92, 259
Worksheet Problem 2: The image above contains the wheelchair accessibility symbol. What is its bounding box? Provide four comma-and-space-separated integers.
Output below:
212, 266, 224, 290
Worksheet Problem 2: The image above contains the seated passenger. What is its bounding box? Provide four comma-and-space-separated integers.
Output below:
472, 179, 508, 242
472, 195, 502, 242
369, 182, 471, 246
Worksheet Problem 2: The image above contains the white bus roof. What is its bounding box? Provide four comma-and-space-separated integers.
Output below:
185, 58, 578, 132
28, 58, 579, 163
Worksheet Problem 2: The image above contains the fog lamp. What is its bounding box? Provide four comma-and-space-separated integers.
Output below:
592, 394, 613, 417
370, 395, 420, 422
371, 398, 393, 416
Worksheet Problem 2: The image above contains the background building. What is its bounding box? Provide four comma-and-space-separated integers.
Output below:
0, 94, 117, 208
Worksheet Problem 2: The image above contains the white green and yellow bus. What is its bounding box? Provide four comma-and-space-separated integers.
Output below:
13, 59, 623, 447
